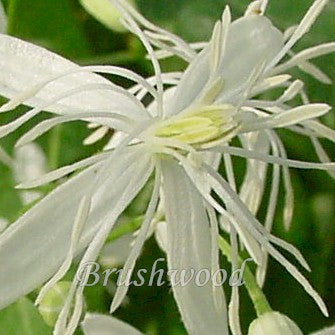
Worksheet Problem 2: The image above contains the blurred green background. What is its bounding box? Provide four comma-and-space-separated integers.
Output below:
0, 0, 334, 334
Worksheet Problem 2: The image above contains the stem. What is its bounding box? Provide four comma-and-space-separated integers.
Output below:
48, 125, 62, 170
218, 236, 272, 316
7, 0, 19, 35
106, 215, 144, 243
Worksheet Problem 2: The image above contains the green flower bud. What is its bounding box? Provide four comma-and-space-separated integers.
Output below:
248, 312, 304, 335
80, 0, 136, 33
37, 281, 72, 327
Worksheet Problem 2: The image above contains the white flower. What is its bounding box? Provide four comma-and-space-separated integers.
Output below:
248, 312, 303, 335
0, 0, 334, 334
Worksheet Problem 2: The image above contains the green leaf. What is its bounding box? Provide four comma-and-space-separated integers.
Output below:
6, 0, 89, 58
0, 298, 52, 335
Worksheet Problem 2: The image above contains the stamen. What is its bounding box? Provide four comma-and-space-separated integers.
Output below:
277, 80, 304, 103
111, 0, 196, 59
242, 104, 331, 132
208, 143, 335, 171
271, 42, 335, 75
210, 6, 231, 77
223, 153, 243, 335
256, 132, 281, 287
112, 0, 164, 117
266, 0, 329, 70
251, 75, 292, 97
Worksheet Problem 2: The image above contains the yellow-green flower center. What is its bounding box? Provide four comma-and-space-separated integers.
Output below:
155, 104, 239, 148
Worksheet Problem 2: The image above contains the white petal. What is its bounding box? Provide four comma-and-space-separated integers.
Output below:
162, 159, 228, 335
82, 314, 143, 335
0, 34, 142, 117
0, 147, 151, 310
168, 15, 284, 115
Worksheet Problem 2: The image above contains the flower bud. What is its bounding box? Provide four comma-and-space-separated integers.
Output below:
248, 312, 304, 335
37, 281, 72, 327
80, 0, 136, 33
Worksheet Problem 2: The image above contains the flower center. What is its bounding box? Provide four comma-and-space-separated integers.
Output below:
155, 104, 240, 148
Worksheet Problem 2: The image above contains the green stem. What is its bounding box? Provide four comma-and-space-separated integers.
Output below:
218, 236, 272, 316
48, 125, 62, 170
106, 215, 144, 243
7, 0, 19, 35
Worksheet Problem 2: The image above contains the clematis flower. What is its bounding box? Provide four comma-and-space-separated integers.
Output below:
0, 0, 334, 335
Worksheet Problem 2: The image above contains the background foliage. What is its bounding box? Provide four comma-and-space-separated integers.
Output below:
0, 0, 334, 334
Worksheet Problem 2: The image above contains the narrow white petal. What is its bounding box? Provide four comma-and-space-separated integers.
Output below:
82, 314, 143, 335
36, 196, 92, 305
0, 34, 144, 117
204, 165, 327, 315
267, 0, 329, 69
162, 159, 229, 335
208, 144, 335, 171
272, 42, 335, 74
110, 164, 161, 312
16, 112, 131, 148
55, 149, 154, 335
243, 104, 331, 132
16, 151, 110, 189
0, 147, 151, 310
